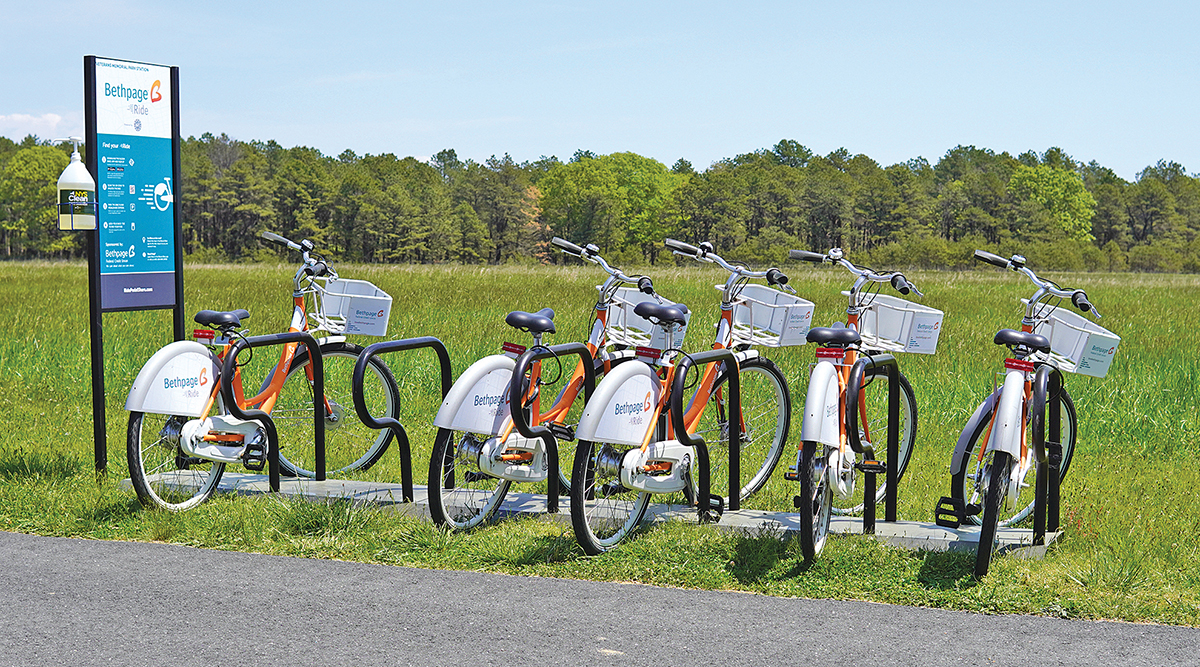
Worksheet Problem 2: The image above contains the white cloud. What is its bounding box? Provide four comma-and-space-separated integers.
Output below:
0, 113, 72, 142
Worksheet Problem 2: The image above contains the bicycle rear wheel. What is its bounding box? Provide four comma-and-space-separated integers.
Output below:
273, 342, 399, 478
127, 411, 225, 511
951, 389, 1077, 527
694, 357, 790, 506
797, 440, 832, 561
427, 428, 512, 530
974, 450, 1013, 577
571, 439, 650, 555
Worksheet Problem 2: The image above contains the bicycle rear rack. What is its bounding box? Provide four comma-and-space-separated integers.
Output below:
353, 336, 453, 503
221, 331, 326, 493
671, 348, 742, 515
509, 342, 597, 514
844, 352, 901, 534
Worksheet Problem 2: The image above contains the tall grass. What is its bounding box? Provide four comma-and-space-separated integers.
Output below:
1, 260, 1197, 625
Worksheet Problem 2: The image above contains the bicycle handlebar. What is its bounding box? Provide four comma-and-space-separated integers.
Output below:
974, 249, 1100, 318
789, 249, 826, 264
792, 247, 922, 298
664, 237, 703, 257
551, 236, 585, 256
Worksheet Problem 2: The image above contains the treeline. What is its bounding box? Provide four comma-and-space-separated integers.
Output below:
2, 133, 1199, 271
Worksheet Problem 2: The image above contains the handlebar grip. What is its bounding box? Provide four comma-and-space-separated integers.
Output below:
261, 231, 292, 247
551, 237, 585, 256
788, 249, 826, 263
637, 276, 655, 295
1071, 290, 1093, 313
890, 274, 912, 295
664, 238, 701, 256
973, 249, 1009, 268
766, 268, 789, 286
305, 261, 329, 278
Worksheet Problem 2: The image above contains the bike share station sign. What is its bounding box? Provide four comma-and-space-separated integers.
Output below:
84, 56, 185, 470
92, 58, 178, 309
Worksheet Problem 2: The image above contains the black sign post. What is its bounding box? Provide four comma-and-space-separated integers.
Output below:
83, 55, 185, 473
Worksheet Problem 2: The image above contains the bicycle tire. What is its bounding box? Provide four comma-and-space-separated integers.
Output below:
797, 440, 832, 561
974, 450, 1013, 577
951, 388, 1077, 527
426, 428, 512, 530
571, 438, 651, 555
694, 357, 791, 505
127, 411, 226, 511
273, 341, 400, 478
831, 366, 917, 515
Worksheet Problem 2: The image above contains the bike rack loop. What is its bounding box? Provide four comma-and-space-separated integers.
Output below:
353, 336, 453, 504
509, 342, 597, 514
844, 352, 901, 533
221, 331, 326, 492
670, 348, 742, 515
1029, 364, 1065, 546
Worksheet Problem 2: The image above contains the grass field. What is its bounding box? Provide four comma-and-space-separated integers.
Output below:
1, 259, 1197, 625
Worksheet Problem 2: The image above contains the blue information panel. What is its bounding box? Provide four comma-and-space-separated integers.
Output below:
92, 58, 177, 310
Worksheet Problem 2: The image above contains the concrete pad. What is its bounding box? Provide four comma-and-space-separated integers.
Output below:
134, 472, 1059, 556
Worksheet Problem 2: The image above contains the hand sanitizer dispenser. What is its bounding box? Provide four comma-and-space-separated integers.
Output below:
56, 137, 96, 231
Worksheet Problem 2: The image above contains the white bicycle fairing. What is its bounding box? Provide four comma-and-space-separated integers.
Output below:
125, 341, 221, 417
987, 370, 1026, 459
576, 361, 660, 447
800, 361, 841, 449
434, 354, 515, 435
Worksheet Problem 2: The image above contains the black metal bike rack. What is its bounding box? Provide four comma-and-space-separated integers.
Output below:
353, 336, 453, 504
509, 342, 597, 514
844, 352, 902, 534
1030, 364, 1065, 546
221, 331, 325, 492
670, 349, 742, 515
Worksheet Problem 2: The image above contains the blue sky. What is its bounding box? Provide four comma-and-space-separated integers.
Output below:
2, 1, 1197, 179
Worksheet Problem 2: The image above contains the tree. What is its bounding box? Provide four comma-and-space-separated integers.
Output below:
1007, 164, 1097, 241
0, 146, 70, 257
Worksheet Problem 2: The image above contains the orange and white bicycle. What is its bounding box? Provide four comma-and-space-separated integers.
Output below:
124, 231, 399, 510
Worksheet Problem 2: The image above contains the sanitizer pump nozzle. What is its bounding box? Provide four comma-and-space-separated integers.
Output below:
56, 137, 96, 231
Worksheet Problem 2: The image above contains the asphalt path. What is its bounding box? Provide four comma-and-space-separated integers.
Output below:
0, 531, 1194, 666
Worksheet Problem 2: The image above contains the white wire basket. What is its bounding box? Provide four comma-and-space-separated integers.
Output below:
308, 278, 393, 336
603, 286, 690, 349
848, 292, 944, 354
1023, 300, 1120, 377
722, 283, 815, 347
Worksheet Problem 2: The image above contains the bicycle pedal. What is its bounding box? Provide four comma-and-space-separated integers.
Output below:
935, 496, 969, 529
698, 494, 724, 524
783, 465, 799, 481
547, 421, 575, 442
241, 442, 267, 472
792, 495, 803, 509
855, 460, 887, 474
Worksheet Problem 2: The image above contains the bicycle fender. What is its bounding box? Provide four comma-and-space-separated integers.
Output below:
988, 370, 1027, 460
576, 361, 660, 447
124, 341, 221, 417
948, 389, 999, 474
800, 361, 841, 449
433, 354, 514, 436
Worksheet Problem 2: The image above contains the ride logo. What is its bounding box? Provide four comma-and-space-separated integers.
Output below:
614, 391, 653, 426
163, 367, 208, 399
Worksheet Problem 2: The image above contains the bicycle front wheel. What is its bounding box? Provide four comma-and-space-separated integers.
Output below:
571, 439, 651, 555
951, 388, 1077, 527
694, 357, 791, 505
273, 342, 399, 478
427, 428, 511, 530
974, 450, 1014, 577
832, 366, 917, 515
127, 411, 226, 512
